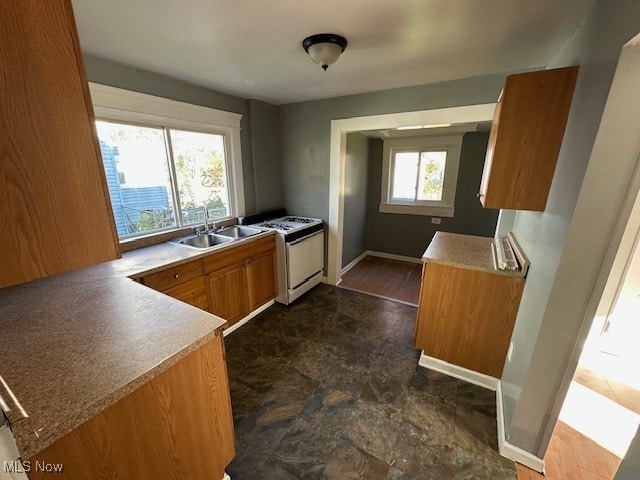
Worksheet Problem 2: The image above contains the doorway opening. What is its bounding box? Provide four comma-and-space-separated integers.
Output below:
326, 104, 496, 286
519, 192, 640, 479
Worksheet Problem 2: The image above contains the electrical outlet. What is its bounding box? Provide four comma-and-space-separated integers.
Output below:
431, 217, 441, 224
507, 342, 515, 362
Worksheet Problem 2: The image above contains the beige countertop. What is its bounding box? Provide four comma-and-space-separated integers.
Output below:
0, 230, 275, 459
422, 231, 526, 278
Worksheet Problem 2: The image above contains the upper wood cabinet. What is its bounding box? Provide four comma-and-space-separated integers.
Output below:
479, 66, 579, 211
0, 0, 120, 289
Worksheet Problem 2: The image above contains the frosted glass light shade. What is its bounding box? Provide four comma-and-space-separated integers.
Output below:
302, 34, 348, 71
307, 42, 343, 70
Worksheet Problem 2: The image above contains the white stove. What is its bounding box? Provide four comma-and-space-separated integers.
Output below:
242, 212, 324, 305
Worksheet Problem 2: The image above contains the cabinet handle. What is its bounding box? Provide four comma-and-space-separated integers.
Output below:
173, 273, 180, 279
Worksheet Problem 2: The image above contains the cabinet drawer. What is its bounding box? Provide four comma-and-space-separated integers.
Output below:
202, 236, 275, 274
163, 277, 208, 310
142, 260, 203, 291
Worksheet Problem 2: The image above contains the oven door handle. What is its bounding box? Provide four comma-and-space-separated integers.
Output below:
287, 230, 323, 246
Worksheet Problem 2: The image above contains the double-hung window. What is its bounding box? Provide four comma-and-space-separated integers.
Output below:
90, 83, 244, 240
380, 135, 463, 217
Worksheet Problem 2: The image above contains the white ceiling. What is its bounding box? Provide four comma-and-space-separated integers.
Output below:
72, 0, 595, 105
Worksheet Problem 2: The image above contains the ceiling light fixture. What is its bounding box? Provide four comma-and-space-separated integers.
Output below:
302, 34, 348, 71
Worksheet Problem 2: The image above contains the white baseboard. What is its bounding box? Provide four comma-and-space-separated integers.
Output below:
222, 300, 274, 336
496, 383, 546, 473
341, 251, 369, 275
418, 353, 499, 391
419, 354, 545, 473
367, 250, 423, 264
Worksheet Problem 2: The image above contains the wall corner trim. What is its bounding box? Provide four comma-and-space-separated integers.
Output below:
496, 383, 546, 473
341, 251, 369, 275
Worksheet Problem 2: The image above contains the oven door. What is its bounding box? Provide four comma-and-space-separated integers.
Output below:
286, 230, 324, 289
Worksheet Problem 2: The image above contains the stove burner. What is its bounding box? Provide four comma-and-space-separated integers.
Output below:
260, 222, 294, 230
282, 216, 314, 224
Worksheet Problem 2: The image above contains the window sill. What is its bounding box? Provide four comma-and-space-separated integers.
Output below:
379, 203, 455, 217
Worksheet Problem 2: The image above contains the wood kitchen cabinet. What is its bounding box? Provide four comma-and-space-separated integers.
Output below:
415, 261, 525, 378
203, 236, 277, 328
207, 262, 251, 325
415, 232, 527, 378
139, 236, 276, 327
1, 0, 120, 289
29, 335, 235, 480
141, 260, 208, 310
479, 66, 579, 211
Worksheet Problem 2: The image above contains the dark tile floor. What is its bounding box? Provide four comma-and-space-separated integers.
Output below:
224, 285, 516, 480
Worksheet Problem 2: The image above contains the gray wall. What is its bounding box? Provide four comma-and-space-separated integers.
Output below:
365, 132, 498, 258
615, 427, 640, 480
342, 133, 370, 267
500, 0, 640, 456
248, 99, 282, 212
278, 72, 509, 225
84, 54, 282, 215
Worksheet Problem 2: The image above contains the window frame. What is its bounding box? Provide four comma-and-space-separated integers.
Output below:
89, 83, 244, 241
380, 134, 463, 217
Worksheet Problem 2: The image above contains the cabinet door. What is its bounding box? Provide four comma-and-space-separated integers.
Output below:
247, 250, 277, 311
415, 262, 524, 378
0, 0, 119, 289
29, 335, 235, 480
207, 262, 250, 327
480, 66, 578, 211
478, 90, 504, 205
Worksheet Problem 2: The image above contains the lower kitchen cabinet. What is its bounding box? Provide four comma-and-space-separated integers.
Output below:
141, 259, 208, 310
415, 261, 525, 378
28, 335, 235, 480
139, 235, 277, 328
204, 237, 277, 328
207, 262, 251, 325
247, 250, 277, 310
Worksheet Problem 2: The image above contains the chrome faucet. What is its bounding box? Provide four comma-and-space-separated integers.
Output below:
196, 206, 209, 235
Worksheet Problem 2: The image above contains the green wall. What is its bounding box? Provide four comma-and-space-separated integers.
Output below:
278, 72, 509, 222
342, 133, 370, 267
365, 132, 498, 259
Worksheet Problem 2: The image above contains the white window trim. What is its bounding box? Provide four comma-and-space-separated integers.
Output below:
380, 134, 463, 217
88, 83, 245, 220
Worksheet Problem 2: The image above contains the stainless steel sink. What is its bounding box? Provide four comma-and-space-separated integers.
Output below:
171, 233, 234, 249
216, 225, 263, 239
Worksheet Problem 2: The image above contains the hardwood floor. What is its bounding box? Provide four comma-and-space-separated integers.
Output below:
517, 359, 640, 480
339, 255, 422, 305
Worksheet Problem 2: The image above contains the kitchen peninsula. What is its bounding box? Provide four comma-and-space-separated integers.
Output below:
414, 232, 528, 382
0, 231, 275, 479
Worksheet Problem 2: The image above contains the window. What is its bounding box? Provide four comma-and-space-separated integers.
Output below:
380, 135, 463, 217
90, 83, 244, 240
